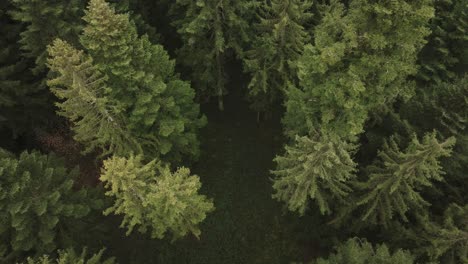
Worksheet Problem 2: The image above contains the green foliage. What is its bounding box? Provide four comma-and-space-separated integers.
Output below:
9, 0, 84, 75
356, 133, 455, 227
243, 0, 313, 112
417, 0, 468, 83
400, 76, 468, 202
80, 0, 205, 161
23, 248, 115, 264
315, 237, 416, 264
271, 132, 356, 215
416, 76, 467, 137
0, 149, 93, 258
416, 204, 468, 264
283, 0, 434, 140
47, 39, 142, 157
100, 155, 215, 240
0, 2, 48, 136
173, 0, 254, 110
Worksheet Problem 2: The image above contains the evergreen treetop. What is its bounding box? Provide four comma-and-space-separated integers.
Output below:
283, 0, 434, 140
173, 0, 254, 110
100, 155, 215, 240
10, 0, 85, 75
0, 149, 94, 259
80, 0, 205, 161
47, 39, 142, 157
0, 2, 37, 136
22, 248, 115, 264
272, 132, 356, 215
417, 203, 468, 264
356, 133, 455, 227
316, 237, 416, 264
417, 0, 468, 84
243, 0, 313, 113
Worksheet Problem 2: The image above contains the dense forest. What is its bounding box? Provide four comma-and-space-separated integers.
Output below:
0, 0, 467, 263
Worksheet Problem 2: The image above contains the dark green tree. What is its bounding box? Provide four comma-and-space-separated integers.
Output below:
315, 237, 416, 264
356, 133, 455, 227
415, 204, 468, 264
400, 75, 468, 203
80, 0, 205, 161
417, 0, 468, 83
173, 0, 253, 110
47, 39, 142, 157
0, 1, 48, 137
283, 0, 434, 140
23, 248, 115, 264
271, 132, 356, 215
9, 0, 85, 75
0, 149, 94, 260
100, 155, 214, 240
243, 0, 313, 113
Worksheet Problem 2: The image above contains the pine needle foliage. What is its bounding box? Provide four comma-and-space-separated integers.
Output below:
173, 0, 253, 110
100, 155, 214, 240
356, 133, 456, 227
417, 203, 468, 264
9, 0, 85, 75
283, 0, 434, 140
271, 132, 356, 215
80, 0, 205, 161
316, 237, 416, 264
0, 149, 92, 258
47, 39, 142, 157
417, 0, 468, 84
243, 0, 313, 112
0, 1, 53, 137
22, 248, 115, 264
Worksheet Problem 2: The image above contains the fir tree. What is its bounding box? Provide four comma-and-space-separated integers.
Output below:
173, 0, 253, 110
271, 132, 356, 215
417, 0, 468, 83
0, 1, 49, 137
80, 0, 205, 161
243, 0, 313, 113
283, 0, 434, 140
400, 75, 468, 203
0, 149, 94, 260
315, 237, 416, 264
9, 0, 85, 75
416, 203, 468, 264
356, 133, 455, 227
47, 39, 142, 157
100, 155, 214, 240
23, 248, 115, 264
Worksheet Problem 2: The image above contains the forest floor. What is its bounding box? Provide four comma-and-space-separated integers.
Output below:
92, 89, 330, 263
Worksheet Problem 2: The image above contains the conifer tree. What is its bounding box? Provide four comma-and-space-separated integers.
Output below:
315, 237, 416, 264
80, 0, 205, 161
400, 75, 468, 202
173, 0, 253, 110
416, 203, 468, 264
283, 0, 434, 140
0, 3, 35, 136
9, 0, 85, 75
356, 133, 455, 227
417, 0, 468, 83
0, 149, 94, 259
23, 248, 115, 264
100, 155, 214, 240
0, 1, 56, 138
271, 132, 356, 215
47, 39, 142, 157
243, 0, 313, 113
